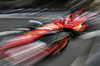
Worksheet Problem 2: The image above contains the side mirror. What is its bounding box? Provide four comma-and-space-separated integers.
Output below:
24, 20, 43, 29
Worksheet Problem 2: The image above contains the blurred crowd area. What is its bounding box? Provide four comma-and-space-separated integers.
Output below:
0, 0, 99, 8
0, 0, 99, 13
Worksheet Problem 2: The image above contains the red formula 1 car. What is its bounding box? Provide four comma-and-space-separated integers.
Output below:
0, 8, 99, 66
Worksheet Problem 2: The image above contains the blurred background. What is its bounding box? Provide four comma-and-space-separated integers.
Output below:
0, 0, 95, 8
0, 0, 100, 66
